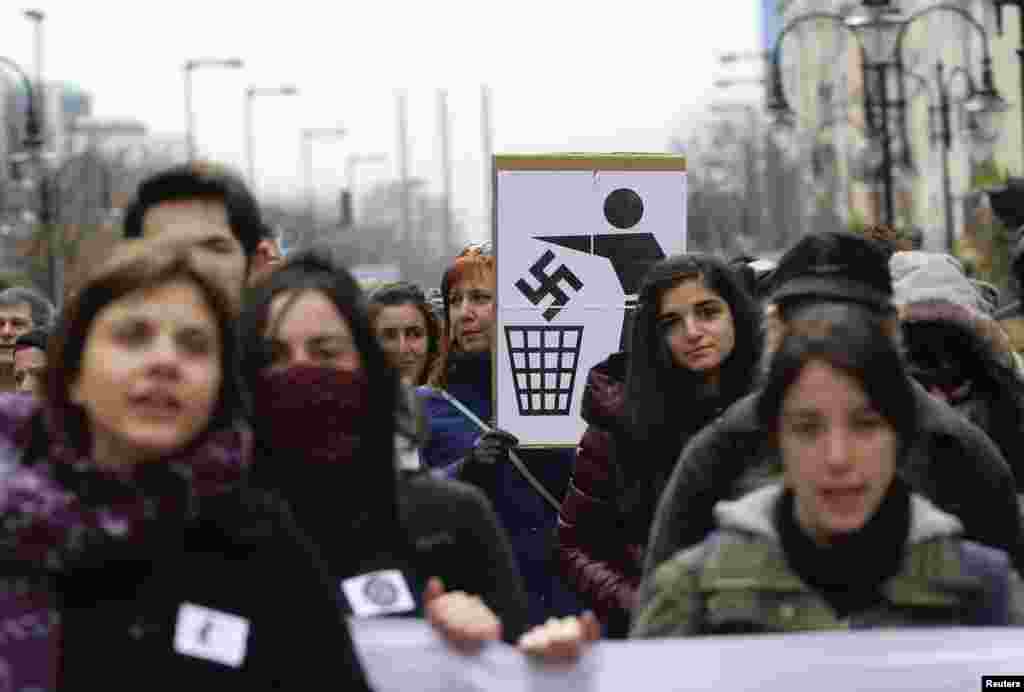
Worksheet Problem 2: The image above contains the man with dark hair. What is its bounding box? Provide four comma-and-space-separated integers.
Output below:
0, 286, 55, 391
13, 327, 48, 395
642, 231, 1022, 584
122, 162, 280, 303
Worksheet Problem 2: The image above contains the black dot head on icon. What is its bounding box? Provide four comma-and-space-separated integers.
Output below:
604, 188, 644, 230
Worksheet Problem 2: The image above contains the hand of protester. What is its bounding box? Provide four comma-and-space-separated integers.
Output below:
517, 612, 601, 663
465, 429, 519, 467
423, 577, 502, 655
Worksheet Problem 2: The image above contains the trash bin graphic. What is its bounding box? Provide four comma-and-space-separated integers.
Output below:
504, 325, 583, 416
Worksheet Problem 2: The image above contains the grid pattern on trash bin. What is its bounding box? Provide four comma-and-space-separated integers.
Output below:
504, 325, 583, 416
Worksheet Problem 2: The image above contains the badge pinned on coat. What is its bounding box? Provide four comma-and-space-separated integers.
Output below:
342, 570, 417, 617
173, 602, 250, 668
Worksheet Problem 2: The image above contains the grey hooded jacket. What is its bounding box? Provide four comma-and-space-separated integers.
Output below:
642, 381, 1023, 578
633, 485, 1022, 637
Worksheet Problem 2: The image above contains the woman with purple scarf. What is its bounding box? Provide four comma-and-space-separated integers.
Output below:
0, 246, 372, 690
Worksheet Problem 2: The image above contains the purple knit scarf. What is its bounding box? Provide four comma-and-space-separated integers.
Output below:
0, 403, 250, 690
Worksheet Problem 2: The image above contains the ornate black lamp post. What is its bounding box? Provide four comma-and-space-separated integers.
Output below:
766, 1, 1006, 227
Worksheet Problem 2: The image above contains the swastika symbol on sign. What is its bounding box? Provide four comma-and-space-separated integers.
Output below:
515, 250, 584, 321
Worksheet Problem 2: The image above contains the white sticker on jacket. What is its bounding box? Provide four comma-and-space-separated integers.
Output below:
341, 570, 417, 617
173, 602, 250, 668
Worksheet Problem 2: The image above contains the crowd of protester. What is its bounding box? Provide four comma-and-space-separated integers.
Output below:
0, 160, 1022, 688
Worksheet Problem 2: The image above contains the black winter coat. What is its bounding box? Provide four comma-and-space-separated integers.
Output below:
0, 390, 372, 692
391, 471, 531, 642
264, 464, 532, 645
16, 488, 372, 692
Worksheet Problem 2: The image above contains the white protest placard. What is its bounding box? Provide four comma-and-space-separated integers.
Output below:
350, 618, 1024, 692
494, 154, 687, 447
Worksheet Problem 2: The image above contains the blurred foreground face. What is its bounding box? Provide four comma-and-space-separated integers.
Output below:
13, 346, 45, 394
264, 289, 362, 374
70, 279, 222, 469
374, 303, 428, 385
778, 360, 897, 545
0, 302, 33, 363
142, 199, 247, 306
658, 279, 736, 381
448, 276, 495, 354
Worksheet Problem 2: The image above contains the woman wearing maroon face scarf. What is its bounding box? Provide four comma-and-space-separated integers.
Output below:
240, 248, 599, 657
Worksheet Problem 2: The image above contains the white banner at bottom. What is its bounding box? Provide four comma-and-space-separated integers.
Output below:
350, 618, 1024, 692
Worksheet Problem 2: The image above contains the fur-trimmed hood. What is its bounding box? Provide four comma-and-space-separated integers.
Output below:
891, 251, 995, 314
714, 484, 962, 545
891, 251, 1015, 367
900, 299, 1015, 366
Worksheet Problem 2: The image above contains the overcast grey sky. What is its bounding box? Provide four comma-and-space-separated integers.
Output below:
1, 0, 763, 239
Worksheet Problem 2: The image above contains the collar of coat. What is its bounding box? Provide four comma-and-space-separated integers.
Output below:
703, 484, 970, 611
714, 484, 962, 546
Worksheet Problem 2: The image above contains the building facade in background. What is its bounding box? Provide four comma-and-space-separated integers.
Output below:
772, 0, 1024, 252
0, 78, 185, 294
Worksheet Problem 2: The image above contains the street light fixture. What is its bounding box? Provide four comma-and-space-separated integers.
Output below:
843, 0, 903, 60
718, 50, 770, 66
0, 57, 42, 151
244, 84, 299, 189
300, 127, 347, 235
0, 54, 43, 296
713, 76, 766, 90
22, 9, 45, 144
20, 8, 64, 305
960, 73, 1011, 141
183, 57, 245, 161
766, 1, 1006, 227
708, 103, 759, 116
922, 61, 1009, 252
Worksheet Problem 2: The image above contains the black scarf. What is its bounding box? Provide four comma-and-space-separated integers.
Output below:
775, 478, 911, 618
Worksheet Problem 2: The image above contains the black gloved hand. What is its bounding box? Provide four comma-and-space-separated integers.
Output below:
458, 430, 520, 486
466, 429, 519, 467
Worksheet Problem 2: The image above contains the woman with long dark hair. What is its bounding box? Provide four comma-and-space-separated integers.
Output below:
557, 253, 762, 636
